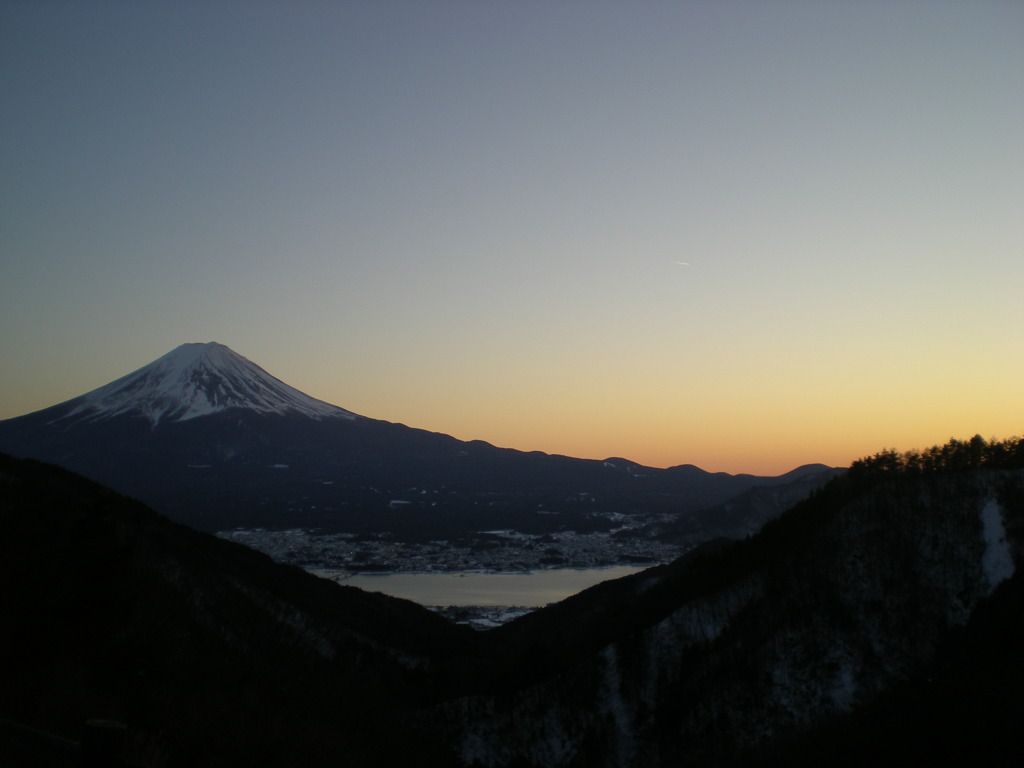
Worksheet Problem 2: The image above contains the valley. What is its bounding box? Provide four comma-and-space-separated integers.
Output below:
218, 525, 688, 628
2, 342, 1021, 766
2, 437, 1023, 767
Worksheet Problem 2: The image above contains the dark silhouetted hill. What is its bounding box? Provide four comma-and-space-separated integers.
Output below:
420, 436, 1024, 767
0, 452, 476, 767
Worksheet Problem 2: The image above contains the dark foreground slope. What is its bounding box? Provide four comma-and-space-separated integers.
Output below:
0, 452, 477, 768
4, 438, 1023, 768
422, 438, 1024, 767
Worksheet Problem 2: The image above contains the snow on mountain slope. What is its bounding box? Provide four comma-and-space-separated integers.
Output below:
52, 342, 358, 425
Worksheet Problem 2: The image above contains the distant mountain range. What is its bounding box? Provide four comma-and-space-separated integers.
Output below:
2, 440, 1021, 767
0, 342, 837, 537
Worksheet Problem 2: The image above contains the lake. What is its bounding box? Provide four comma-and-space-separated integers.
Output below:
312, 565, 648, 607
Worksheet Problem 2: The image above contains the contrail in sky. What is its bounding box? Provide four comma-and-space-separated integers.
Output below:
672, 261, 690, 266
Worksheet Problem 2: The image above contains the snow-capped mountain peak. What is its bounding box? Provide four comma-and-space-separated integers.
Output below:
54, 342, 358, 425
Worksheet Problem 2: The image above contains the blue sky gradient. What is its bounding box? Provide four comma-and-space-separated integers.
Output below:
2, 1, 1022, 473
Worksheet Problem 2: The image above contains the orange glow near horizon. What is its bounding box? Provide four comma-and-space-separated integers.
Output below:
307, 361, 1023, 476
1, 4, 1021, 479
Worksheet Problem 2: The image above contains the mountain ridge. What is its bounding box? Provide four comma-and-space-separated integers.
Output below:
0, 343, 839, 537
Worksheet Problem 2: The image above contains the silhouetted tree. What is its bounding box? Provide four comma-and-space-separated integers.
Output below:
848, 435, 1023, 480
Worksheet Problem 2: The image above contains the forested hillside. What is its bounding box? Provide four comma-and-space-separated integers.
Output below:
422, 436, 1024, 766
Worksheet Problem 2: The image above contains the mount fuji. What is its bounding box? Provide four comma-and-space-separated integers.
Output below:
0, 342, 836, 535
50, 342, 358, 426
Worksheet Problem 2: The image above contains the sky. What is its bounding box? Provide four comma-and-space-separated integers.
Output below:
1, 1, 1022, 475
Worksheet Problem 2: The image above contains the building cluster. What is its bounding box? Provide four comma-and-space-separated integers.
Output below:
217, 526, 687, 573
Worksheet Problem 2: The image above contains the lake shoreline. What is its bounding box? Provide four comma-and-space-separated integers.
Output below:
308, 564, 652, 613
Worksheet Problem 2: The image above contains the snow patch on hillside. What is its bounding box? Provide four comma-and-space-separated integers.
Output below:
600, 645, 636, 767
979, 498, 1014, 591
